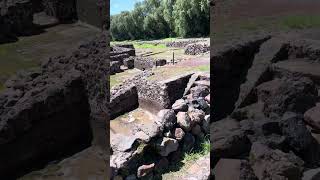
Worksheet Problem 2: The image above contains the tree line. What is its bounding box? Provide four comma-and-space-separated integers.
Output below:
110, 0, 210, 41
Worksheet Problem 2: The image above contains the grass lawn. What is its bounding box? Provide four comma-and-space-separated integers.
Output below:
110, 69, 141, 88
148, 64, 210, 82
133, 43, 166, 49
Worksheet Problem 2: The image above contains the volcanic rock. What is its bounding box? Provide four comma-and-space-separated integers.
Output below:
137, 163, 155, 178
304, 104, 320, 130
177, 112, 192, 131
156, 137, 179, 157
157, 109, 177, 131
250, 142, 304, 180
172, 99, 188, 112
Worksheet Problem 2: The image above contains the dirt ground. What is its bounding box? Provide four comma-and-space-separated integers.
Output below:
212, 0, 320, 44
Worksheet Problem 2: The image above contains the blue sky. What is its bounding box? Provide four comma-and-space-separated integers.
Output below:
111, 0, 144, 15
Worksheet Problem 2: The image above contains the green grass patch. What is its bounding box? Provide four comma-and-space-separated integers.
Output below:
280, 15, 320, 29
160, 136, 210, 179
110, 69, 141, 88
182, 137, 210, 163
110, 75, 119, 88
133, 43, 166, 49
161, 37, 178, 42
195, 65, 210, 72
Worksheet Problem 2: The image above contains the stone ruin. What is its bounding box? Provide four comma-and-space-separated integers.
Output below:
110, 45, 136, 75
212, 34, 320, 179
0, 33, 109, 179
185, 43, 210, 55
110, 70, 210, 179
0, 0, 107, 43
165, 39, 207, 48
110, 44, 167, 74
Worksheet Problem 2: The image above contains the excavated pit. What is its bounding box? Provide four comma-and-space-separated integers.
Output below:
110, 71, 210, 179
0, 33, 109, 179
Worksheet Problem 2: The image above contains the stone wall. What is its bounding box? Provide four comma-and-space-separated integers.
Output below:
0, 0, 34, 43
185, 43, 210, 55
0, 69, 92, 179
166, 39, 206, 48
113, 71, 193, 114
134, 57, 154, 70
111, 46, 135, 57
161, 73, 194, 107
110, 84, 139, 119
110, 45, 136, 74
42, 0, 77, 22
0, 33, 109, 178
111, 73, 210, 179
77, 0, 107, 28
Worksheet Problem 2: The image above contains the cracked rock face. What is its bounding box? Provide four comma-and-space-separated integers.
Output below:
212, 34, 320, 179
0, 33, 109, 178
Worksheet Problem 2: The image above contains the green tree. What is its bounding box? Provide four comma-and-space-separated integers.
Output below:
110, 0, 209, 41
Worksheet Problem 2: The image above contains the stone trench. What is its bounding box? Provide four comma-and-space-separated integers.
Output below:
0, 33, 109, 179
211, 33, 320, 180
110, 46, 211, 179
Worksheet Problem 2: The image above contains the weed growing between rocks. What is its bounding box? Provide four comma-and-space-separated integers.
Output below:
152, 136, 210, 180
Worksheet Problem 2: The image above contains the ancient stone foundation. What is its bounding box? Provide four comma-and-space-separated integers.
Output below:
110, 84, 139, 119
0, 33, 109, 179
212, 34, 320, 180
110, 72, 210, 179
110, 45, 136, 74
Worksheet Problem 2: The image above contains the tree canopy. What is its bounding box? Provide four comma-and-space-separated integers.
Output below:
110, 0, 210, 41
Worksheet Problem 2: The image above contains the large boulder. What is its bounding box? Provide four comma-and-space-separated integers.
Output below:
250, 142, 304, 180
157, 109, 177, 131
177, 112, 192, 131
304, 103, 320, 130
256, 77, 318, 117
211, 118, 251, 159
137, 163, 155, 178
280, 112, 320, 166
172, 99, 188, 112
214, 159, 257, 180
